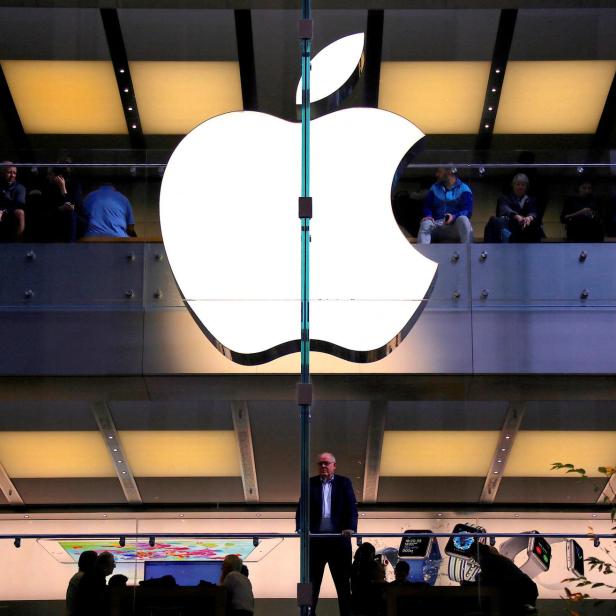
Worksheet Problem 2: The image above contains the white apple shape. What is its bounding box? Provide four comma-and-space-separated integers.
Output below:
160, 34, 438, 365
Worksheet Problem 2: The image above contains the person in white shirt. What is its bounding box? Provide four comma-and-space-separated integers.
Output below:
220, 554, 254, 616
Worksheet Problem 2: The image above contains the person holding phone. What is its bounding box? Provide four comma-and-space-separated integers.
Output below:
418, 166, 473, 244
296, 452, 358, 616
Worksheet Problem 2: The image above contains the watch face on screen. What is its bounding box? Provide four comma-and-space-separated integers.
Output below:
529, 535, 551, 571
444, 524, 481, 560
398, 530, 432, 559
568, 539, 584, 577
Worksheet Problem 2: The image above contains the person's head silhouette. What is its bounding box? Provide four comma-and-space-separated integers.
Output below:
77, 550, 97, 573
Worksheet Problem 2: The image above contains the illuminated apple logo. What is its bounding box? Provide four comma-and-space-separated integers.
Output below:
160, 33, 438, 365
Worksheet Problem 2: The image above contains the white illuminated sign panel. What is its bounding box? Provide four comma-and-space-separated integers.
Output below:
160, 34, 438, 365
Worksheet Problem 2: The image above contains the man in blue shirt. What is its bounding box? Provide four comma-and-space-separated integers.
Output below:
418, 167, 473, 244
0, 161, 26, 241
82, 184, 136, 238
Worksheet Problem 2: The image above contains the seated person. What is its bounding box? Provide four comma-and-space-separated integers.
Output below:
484, 174, 543, 243
418, 166, 473, 244
34, 162, 83, 242
475, 542, 538, 616
0, 161, 26, 241
389, 560, 412, 587
220, 554, 254, 616
561, 179, 604, 242
351, 542, 386, 616
82, 184, 136, 239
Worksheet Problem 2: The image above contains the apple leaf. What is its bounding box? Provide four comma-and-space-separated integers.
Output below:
295, 33, 365, 105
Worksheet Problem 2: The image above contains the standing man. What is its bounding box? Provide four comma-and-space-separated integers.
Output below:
0, 161, 26, 241
418, 166, 473, 244
297, 452, 358, 616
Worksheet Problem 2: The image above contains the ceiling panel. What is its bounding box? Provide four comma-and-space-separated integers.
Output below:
505, 431, 616, 477
522, 401, 616, 430
0, 8, 109, 60
495, 477, 608, 504
13, 478, 125, 504
386, 401, 508, 430
494, 61, 616, 134
509, 9, 616, 61
109, 400, 233, 430
379, 61, 491, 134
381, 430, 499, 477
136, 477, 244, 503
0, 402, 97, 431
129, 61, 242, 134
0, 431, 115, 478
1, 60, 127, 134
119, 9, 237, 61
378, 477, 484, 503
382, 9, 499, 61
119, 430, 241, 477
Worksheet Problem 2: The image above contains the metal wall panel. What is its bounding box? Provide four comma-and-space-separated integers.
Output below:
2, 243, 616, 375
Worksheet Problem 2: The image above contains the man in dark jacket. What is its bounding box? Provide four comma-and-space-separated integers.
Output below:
296, 452, 358, 616
0, 161, 26, 241
484, 174, 543, 243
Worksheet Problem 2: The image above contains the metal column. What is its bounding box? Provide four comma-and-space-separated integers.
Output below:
297, 0, 313, 614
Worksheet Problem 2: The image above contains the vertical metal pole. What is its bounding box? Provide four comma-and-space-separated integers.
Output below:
298, 0, 312, 614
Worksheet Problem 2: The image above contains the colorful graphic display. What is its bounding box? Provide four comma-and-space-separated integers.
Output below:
58, 539, 256, 563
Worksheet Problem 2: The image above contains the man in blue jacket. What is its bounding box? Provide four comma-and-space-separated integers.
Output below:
418, 166, 473, 244
296, 452, 358, 616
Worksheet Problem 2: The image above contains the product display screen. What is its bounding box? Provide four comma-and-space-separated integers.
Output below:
399, 531, 432, 558
144, 561, 223, 585
570, 540, 584, 577
57, 539, 256, 563
530, 535, 551, 571
444, 524, 480, 559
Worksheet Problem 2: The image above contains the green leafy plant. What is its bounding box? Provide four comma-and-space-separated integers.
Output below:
551, 463, 616, 615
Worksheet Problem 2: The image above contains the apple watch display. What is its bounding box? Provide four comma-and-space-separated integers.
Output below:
444, 523, 481, 561
529, 535, 551, 572
567, 539, 584, 577
399, 531, 433, 559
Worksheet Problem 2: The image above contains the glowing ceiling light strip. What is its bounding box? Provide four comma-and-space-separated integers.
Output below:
380, 431, 500, 477
495, 60, 616, 134
0, 60, 127, 134
379, 61, 491, 134
129, 61, 243, 134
